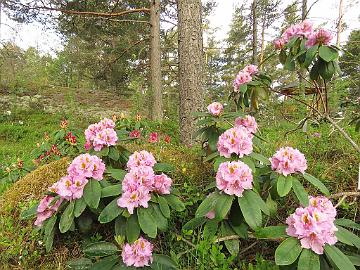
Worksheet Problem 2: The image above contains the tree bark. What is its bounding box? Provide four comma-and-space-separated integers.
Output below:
177, 0, 204, 144
251, 0, 258, 65
150, 0, 163, 121
259, 21, 265, 70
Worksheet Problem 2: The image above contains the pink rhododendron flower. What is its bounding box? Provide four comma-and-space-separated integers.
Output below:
55, 174, 89, 200
286, 196, 337, 254
117, 186, 151, 214
153, 173, 172, 194
67, 154, 105, 180
205, 210, 216, 219
274, 38, 286, 50
298, 20, 314, 38
233, 71, 252, 92
243, 64, 258, 75
217, 127, 253, 158
84, 141, 91, 151
270, 147, 307, 176
306, 28, 333, 47
130, 129, 141, 138
34, 195, 63, 226
148, 132, 159, 143
122, 166, 155, 193
84, 118, 118, 151
235, 115, 258, 134
207, 102, 224, 116
127, 150, 157, 170
216, 161, 253, 197
122, 237, 153, 267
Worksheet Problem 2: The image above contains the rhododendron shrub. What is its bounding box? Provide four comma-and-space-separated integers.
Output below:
274, 20, 340, 82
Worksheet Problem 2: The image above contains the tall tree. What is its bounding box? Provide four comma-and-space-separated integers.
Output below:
150, 0, 163, 121
251, 0, 258, 65
177, 0, 204, 144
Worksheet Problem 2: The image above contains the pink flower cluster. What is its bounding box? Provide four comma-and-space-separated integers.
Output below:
233, 65, 258, 92
235, 115, 258, 134
286, 196, 337, 254
270, 147, 307, 176
122, 237, 153, 267
34, 195, 63, 226
117, 150, 172, 214
207, 102, 224, 116
35, 154, 105, 226
217, 126, 253, 158
84, 118, 118, 151
216, 161, 253, 197
274, 20, 332, 49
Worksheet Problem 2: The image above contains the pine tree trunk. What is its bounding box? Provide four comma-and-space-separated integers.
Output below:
299, 0, 307, 99
150, 0, 163, 121
336, 0, 344, 47
259, 21, 265, 70
177, 0, 204, 144
251, 0, 258, 65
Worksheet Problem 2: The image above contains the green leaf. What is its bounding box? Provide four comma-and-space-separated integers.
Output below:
74, 197, 87, 218
255, 226, 287, 239
195, 192, 219, 218
220, 222, 239, 256
303, 173, 329, 195
77, 214, 93, 234
335, 218, 360, 231
213, 157, 228, 171
284, 53, 296, 71
229, 222, 248, 239
126, 214, 140, 243
336, 226, 360, 249
90, 255, 118, 270
324, 245, 356, 270
318, 46, 338, 62
106, 168, 126, 181
241, 156, 256, 173
203, 220, 218, 239
83, 241, 119, 258
249, 152, 271, 165
277, 175, 293, 197
182, 217, 206, 231
246, 190, 269, 215
153, 163, 176, 173
101, 184, 122, 198
137, 208, 157, 238
239, 84, 248, 93
291, 177, 309, 206
298, 249, 320, 270
275, 237, 302, 265
151, 254, 178, 270
158, 196, 170, 218
164, 194, 185, 212
98, 198, 123, 224
238, 190, 262, 230
66, 257, 93, 269
151, 204, 168, 232
44, 215, 57, 253
59, 201, 75, 233
96, 147, 109, 157
214, 194, 233, 220
279, 50, 287, 64
20, 203, 39, 220
83, 179, 102, 209
303, 45, 319, 68
319, 60, 335, 81
108, 147, 120, 161
115, 216, 127, 237
204, 151, 220, 162
310, 61, 320, 80
44, 215, 57, 237
348, 255, 360, 266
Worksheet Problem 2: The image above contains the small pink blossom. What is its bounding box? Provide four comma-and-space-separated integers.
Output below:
286, 196, 337, 254
306, 28, 333, 47
84, 118, 118, 151
205, 210, 216, 219
243, 64, 258, 75
122, 237, 153, 268
56, 174, 88, 201
207, 102, 224, 116
153, 173, 172, 194
217, 127, 253, 158
127, 150, 157, 170
148, 132, 159, 143
164, 135, 171, 144
216, 161, 253, 197
122, 166, 155, 193
117, 186, 151, 214
34, 196, 63, 226
235, 115, 258, 134
130, 129, 141, 138
270, 147, 307, 176
274, 38, 286, 50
